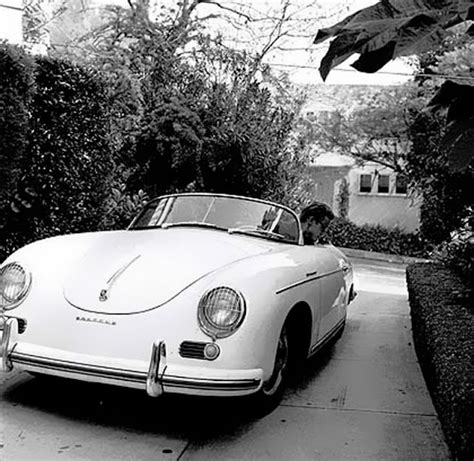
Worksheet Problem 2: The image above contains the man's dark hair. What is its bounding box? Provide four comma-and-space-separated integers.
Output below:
300, 202, 334, 224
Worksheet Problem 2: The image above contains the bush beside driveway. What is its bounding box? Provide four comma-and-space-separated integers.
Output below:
407, 263, 473, 461
326, 217, 429, 258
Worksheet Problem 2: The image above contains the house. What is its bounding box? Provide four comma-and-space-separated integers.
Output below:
0, 1, 23, 44
303, 84, 421, 233
309, 152, 420, 232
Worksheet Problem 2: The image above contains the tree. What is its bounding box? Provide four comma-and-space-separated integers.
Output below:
299, 83, 427, 174
406, 98, 473, 243
44, 0, 314, 210
50, 0, 342, 73
23, 0, 71, 53
405, 33, 473, 242
313, 0, 474, 172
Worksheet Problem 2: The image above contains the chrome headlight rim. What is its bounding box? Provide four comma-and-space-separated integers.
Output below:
0, 262, 32, 311
197, 286, 246, 339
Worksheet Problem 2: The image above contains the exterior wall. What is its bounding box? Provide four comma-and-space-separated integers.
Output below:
308, 160, 421, 232
0, 1, 23, 44
347, 165, 421, 232
308, 165, 352, 215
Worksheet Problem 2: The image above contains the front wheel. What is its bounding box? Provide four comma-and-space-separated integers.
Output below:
251, 322, 291, 414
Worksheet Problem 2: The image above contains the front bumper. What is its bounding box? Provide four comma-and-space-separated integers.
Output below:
0, 317, 263, 397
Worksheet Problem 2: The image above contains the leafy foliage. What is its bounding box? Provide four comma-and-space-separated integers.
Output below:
325, 217, 428, 257
314, 0, 474, 80
431, 210, 474, 289
6, 57, 115, 250
427, 80, 474, 172
63, 1, 313, 209
130, 97, 205, 194
407, 263, 473, 460
0, 43, 35, 216
1, 1, 315, 262
314, 0, 474, 172
407, 106, 473, 243
302, 83, 426, 174
303, 79, 472, 244
99, 182, 149, 230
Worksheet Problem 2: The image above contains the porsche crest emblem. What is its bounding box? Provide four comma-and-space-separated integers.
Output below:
99, 289, 108, 302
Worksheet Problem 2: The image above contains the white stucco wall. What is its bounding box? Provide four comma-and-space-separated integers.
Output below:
0, 2, 23, 44
347, 165, 421, 232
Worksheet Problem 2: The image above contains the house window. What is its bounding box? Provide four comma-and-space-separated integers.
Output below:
395, 175, 408, 194
360, 174, 372, 193
378, 175, 390, 193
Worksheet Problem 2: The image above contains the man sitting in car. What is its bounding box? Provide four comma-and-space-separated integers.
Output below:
300, 202, 334, 245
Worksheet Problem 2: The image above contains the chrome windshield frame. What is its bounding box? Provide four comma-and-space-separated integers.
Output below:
128, 192, 303, 245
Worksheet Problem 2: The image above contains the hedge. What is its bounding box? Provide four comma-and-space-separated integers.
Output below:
26, 57, 114, 234
0, 55, 115, 261
407, 263, 473, 460
0, 43, 35, 212
325, 217, 429, 258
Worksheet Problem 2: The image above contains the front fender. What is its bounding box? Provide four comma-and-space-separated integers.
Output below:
190, 250, 320, 380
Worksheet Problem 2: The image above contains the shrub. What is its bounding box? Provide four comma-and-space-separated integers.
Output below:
99, 182, 149, 230
431, 210, 474, 292
408, 110, 473, 244
407, 263, 474, 460
128, 77, 310, 208
9, 57, 115, 246
0, 58, 114, 260
325, 217, 428, 258
0, 43, 35, 214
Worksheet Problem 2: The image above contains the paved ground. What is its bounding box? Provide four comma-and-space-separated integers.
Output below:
1, 258, 451, 460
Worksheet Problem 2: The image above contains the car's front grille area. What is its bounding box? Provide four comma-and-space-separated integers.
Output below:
179, 341, 206, 359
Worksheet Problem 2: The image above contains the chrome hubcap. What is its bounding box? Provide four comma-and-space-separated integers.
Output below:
263, 325, 289, 396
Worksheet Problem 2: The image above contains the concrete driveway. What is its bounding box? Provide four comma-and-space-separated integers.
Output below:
1, 258, 450, 460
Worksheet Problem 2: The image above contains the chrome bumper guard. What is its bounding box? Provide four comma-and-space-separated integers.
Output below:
146, 340, 167, 397
0, 317, 14, 372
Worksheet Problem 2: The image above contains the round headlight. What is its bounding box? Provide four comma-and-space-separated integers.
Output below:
198, 287, 246, 339
0, 262, 32, 310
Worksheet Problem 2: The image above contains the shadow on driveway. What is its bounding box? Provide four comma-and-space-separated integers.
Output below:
2, 346, 336, 443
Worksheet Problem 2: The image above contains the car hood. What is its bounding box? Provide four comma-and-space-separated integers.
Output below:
63, 228, 274, 314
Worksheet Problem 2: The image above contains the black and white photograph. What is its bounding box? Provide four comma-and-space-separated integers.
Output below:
1, 0, 473, 459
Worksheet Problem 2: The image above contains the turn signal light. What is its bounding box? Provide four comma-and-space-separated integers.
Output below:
204, 343, 220, 360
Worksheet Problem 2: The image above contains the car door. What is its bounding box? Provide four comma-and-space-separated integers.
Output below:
307, 245, 345, 340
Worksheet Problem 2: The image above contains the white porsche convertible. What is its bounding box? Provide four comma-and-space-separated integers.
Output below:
0, 193, 355, 408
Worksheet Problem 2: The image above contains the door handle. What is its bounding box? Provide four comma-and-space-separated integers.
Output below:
306, 270, 318, 277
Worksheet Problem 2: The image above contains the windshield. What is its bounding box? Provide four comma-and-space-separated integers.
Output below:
130, 194, 301, 244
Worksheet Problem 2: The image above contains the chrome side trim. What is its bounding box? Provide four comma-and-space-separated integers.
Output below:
163, 375, 260, 391
9, 351, 261, 393
276, 268, 342, 294
10, 352, 146, 383
309, 318, 345, 357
